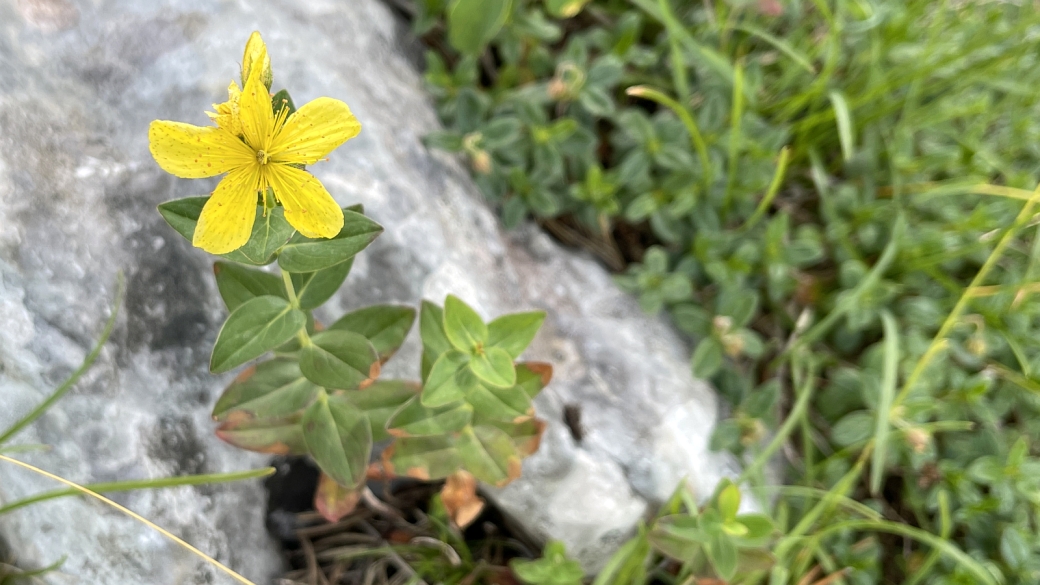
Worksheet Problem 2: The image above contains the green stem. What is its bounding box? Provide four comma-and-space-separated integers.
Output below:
0, 467, 275, 516
892, 184, 1040, 410
0, 273, 123, 446
280, 269, 311, 346
738, 358, 817, 487
722, 61, 745, 218
739, 146, 791, 232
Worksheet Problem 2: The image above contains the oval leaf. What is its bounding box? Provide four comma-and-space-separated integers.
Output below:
303, 394, 373, 489
457, 424, 522, 486
212, 359, 320, 421
215, 414, 307, 455
277, 210, 383, 273
158, 197, 293, 265
422, 350, 473, 407
330, 305, 417, 362
470, 347, 516, 388
448, 0, 512, 56
387, 396, 473, 437
292, 258, 354, 310
339, 380, 420, 442
211, 296, 306, 373
299, 330, 380, 390
443, 295, 488, 353
382, 435, 462, 481
487, 311, 546, 359
214, 262, 285, 312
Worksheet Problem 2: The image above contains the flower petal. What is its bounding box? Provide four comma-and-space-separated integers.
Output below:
193, 166, 262, 254
239, 43, 275, 152
270, 97, 361, 165
266, 164, 343, 239
148, 121, 253, 178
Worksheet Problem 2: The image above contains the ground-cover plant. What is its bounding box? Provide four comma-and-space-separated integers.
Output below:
390, 0, 1040, 582
150, 32, 551, 528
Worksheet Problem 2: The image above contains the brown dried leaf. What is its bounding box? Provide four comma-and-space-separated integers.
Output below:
314, 473, 361, 523
441, 470, 485, 528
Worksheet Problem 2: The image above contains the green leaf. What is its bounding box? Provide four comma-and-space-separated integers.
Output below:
717, 289, 759, 328
215, 413, 307, 455
832, 411, 875, 447
212, 359, 320, 421
299, 330, 380, 390
511, 539, 584, 584
481, 117, 523, 148
457, 424, 522, 486
515, 362, 553, 399
384, 435, 462, 481
649, 515, 705, 560
420, 301, 453, 379
579, 86, 614, 116
157, 196, 207, 242
330, 305, 417, 362
292, 258, 354, 310
303, 394, 372, 489
691, 337, 724, 379
471, 347, 517, 387
443, 295, 488, 353
157, 198, 293, 265
211, 296, 307, 373
736, 513, 775, 540
339, 380, 420, 442
387, 396, 473, 437
717, 483, 741, 522
710, 533, 738, 581
213, 262, 285, 312
466, 380, 532, 423
487, 417, 546, 456
277, 210, 383, 273
422, 350, 473, 407
447, 0, 512, 56
487, 311, 546, 359
232, 206, 295, 265
271, 88, 297, 120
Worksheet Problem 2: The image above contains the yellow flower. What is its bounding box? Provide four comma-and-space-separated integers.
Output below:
148, 33, 361, 254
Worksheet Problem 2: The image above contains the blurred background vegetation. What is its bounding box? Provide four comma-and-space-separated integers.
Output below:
380, 0, 1040, 583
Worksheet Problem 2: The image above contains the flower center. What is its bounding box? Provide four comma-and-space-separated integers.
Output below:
255, 149, 270, 165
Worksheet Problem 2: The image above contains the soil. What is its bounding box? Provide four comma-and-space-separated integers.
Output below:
264, 457, 542, 585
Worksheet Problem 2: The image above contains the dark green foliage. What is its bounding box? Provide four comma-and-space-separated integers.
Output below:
408, 0, 1040, 582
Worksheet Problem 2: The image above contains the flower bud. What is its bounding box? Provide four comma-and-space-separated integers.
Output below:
242, 31, 273, 90
905, 427, 931, 453
471, 150, 492, 175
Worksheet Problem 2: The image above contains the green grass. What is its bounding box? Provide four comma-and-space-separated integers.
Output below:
401, 0, 1040, 582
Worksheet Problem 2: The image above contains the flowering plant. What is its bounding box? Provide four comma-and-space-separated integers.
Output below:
151, 33, 550, 524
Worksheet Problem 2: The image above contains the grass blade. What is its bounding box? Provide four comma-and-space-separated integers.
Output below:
828, 90, 855, 161
0, 273, 124, 446
723, 61, 745, 216
0, 467, 276, 516
0, 454, 258, 585
732, 23, 816, 74
869, 310, 899, 495
626, 85, 712, 191
740, 146, 791, 232
809, 518, 997, 585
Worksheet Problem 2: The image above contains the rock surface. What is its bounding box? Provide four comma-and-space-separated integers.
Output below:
0, 0, 740, 580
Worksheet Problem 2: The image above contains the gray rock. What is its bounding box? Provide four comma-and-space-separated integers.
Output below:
0, 0, 741, 581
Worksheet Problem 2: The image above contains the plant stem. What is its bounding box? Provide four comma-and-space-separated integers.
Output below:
280, 268, 312, 346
